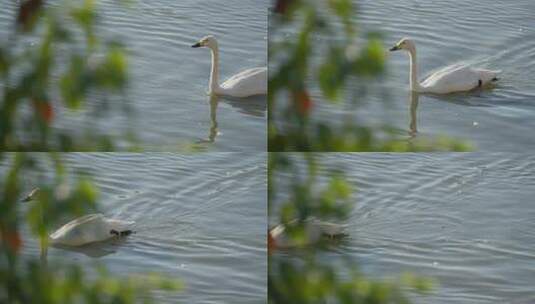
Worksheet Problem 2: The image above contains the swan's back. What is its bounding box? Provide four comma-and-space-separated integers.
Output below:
220, 67, 267, 97
421, 64, 498, 94
50, 213, 134, 246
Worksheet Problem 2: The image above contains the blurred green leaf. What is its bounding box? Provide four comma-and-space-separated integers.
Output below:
95, 46, 128, 90
269, 153, 433, 304
0, 47, 8, 76
71, 0, 97, 48
268, 0, 469, 152
2, 153, 182, 303
60, 55, 86, 109
1, 0, 134, 151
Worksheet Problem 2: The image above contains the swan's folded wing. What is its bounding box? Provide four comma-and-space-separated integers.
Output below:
223, 67, 266, 82
420, 63, 464, 83
421, 65, 481, 93
50, 213, 109, 246
51, 213, 105, 234
221, 67, 267, 97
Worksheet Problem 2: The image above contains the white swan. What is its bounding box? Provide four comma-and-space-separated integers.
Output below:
389, 38, 500, 94
268, 218, 347, 250
22, 188, 134, 246
192, 35, 267, 98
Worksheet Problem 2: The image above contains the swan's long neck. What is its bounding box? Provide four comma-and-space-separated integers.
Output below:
209, 45, 222, 94
408, 47, 423, 92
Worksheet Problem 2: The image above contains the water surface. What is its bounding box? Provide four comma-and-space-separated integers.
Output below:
272, 153, 535, 303
271, 0, 535, 151
8, 153, 267, 304
0, 1, 268, 151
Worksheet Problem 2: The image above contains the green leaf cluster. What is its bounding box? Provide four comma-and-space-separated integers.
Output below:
269, 153, 433, 304
1, 0, 133, 151
0, 153, 182, 303
268, 0, 469, 152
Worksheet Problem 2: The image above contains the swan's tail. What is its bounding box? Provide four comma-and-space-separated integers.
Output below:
478, 69, 501, 84
491, 70, 502, 81
110, 229, 134, 236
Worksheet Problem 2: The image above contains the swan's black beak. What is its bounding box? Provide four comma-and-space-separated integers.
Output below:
389, 45, 400, 51
191, 42, 201, 48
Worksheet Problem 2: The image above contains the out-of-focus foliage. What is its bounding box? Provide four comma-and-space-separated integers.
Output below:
1, 1, 181, 301
0, 153, 182, 303
0, 0, 134, 151
268, 153, 432, 303
268, 0, 471, 151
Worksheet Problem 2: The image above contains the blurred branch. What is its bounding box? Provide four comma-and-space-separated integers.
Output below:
1, 0, 136, 151
268, 0, 470, 151
268, 153, 432, 304
0, 0, 181, 300
0, 152, 181, 303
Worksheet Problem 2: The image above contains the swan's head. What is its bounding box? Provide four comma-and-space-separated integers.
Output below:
191, 35, 218, 50
21, 187, 40, 202
389, 38, 415, 52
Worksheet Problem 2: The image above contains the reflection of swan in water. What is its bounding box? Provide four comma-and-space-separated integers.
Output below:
22, 188, 135, 247
39, 236, 127, 266
409, 91, 419, 137
406, 91, 492, 138
268, 218, 347, 250
220, 94, 267, 117
51, 237, 128, 258
197, 94, 219, 144
192, 35, 267, 98
196, 94, 267, 145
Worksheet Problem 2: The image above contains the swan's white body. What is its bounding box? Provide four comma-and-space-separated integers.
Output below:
50, 213, 134, 246
219, 67, 267, 97
390, 38, 499, 94
22, 188, 134, 247
192, 35, 267, 98
269, 218, 346, 249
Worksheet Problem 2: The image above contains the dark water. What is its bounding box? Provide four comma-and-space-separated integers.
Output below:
4, 153, 267, 303
272, 153, 535, 303
0, 1, 268, 151
271, 0, 535, 151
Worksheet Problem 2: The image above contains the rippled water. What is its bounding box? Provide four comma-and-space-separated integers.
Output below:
272, 153, 535, 303
6, 153, 266, 303
272, 0, 535, 151
0, 1, 268, 151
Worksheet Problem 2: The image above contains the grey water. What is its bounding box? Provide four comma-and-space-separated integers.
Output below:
272, 153, 535, 303
8, 153, 267, 304
271, 0, 535, 151
0, 1, 268, 151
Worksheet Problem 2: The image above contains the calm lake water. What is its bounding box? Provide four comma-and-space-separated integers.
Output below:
271, 0, 535, 151
0, 1, 268, 151
272, 153, 535, 303
7, 153, 266, 303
